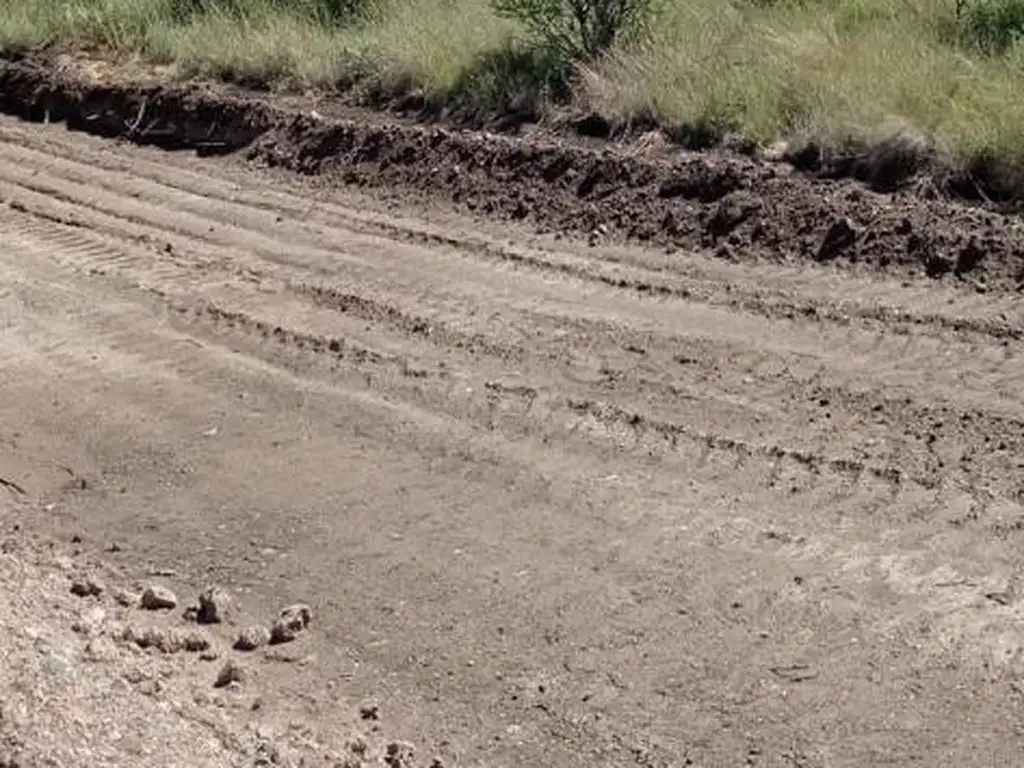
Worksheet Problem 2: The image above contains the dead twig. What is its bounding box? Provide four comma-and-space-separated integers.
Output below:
0, 476, 26, 495
125, 96, 149, 136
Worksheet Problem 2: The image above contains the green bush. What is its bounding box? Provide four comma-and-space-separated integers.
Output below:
491, 0, 658, 61
956, 0, 1024, 53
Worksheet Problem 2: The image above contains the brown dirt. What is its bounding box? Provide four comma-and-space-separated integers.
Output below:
3, 56, 1024, 293
0, 502, 399, 767
1, 55, 1024, 767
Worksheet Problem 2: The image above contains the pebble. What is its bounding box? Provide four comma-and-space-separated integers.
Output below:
385, 741, 416, 768
140, 584, 178, 610
214, 660, 247, 688
234, 626, 271, 651
197, 586, 234, 624
70, 576, 104, 597
270, 603, 312, 645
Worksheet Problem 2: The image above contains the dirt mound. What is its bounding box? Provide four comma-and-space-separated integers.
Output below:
2, 55, 1023, 292
251, 117, 1023, 290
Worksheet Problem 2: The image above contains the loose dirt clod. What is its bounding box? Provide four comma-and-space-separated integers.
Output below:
196, 586, 234, 624
140, 584, 178, 610
214, 660, 247, 688
69, 576, 104, 597
270, 603, 312, 645
385, 741, 416, 768
233, 625, 270, 651
816, 217, 858, 262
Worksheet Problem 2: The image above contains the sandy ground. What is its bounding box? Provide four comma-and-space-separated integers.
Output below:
1, 113, 1024, 767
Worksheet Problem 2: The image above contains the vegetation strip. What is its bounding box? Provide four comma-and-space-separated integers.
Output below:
8, 1, 1024, 197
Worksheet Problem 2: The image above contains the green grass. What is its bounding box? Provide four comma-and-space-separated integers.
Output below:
4, 0, 1024, 173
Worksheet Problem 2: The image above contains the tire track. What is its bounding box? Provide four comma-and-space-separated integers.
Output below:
4, 112, 1024, 767
1, 124, 1021, 345
4, 201, 1017, 513
1, 125, 1023, 512
4, 157, 1022, 423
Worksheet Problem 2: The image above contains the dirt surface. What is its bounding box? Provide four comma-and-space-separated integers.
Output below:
3, 56, 1024, 292
2, 63, 1024, 766
0, 512, 393, 767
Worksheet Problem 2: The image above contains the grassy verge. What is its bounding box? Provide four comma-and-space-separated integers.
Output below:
3, 0, 1024, 183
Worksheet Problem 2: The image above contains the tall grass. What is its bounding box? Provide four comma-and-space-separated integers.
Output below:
3, 0, 1024, 169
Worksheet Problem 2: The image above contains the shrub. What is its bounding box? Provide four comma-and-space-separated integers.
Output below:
491, 0, 658, 61
956, 0, 1024, 54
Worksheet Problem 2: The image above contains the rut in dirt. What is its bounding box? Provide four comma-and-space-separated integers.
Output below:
3, 105, 1024, 768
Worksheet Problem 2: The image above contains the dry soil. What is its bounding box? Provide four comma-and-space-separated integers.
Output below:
1, 65, 1024, 768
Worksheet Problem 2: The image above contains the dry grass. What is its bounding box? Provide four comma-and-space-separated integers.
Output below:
589, 0, 1024, 165
3, 0, 1024, 170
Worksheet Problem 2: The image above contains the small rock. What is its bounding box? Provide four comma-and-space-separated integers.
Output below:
234, 626, 271, 652
359, 702, 381, 721
270, 603, 312, 645
197, 586, 234, 624
816, 217, 858, 262
214, 660, 247, 688
956, 238, 985, 275
253, 738, 282, 765
70, 576, 104, 598
924, 251, 953, 279
200, 647, 221, 661
180, 630, 213, 652
385, 741, 415, 768
113, 587, 140, 608
140, 584, 178, 610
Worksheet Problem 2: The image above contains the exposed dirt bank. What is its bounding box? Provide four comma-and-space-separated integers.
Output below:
1, 55, 1023, 293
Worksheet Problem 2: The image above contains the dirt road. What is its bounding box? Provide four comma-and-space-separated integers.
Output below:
1, 112, 1024, 767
